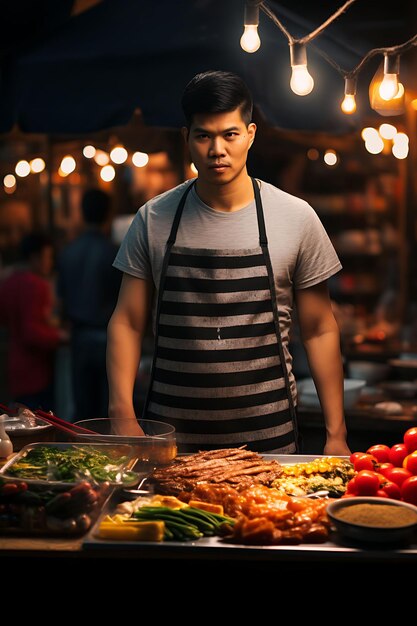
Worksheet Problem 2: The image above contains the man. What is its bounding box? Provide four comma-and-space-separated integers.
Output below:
108, 70, 349, 455
57, 188, 121, 420
0, 232, 65, 410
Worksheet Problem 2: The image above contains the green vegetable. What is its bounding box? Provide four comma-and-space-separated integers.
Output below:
132, 505, 235, 541
6, 446, 137, 484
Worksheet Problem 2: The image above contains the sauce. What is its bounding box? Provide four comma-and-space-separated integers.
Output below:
335, 503, 417, 528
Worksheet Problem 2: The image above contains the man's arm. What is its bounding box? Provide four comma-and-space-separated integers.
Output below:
295, 281, 350, 455
107, 273, 153, 433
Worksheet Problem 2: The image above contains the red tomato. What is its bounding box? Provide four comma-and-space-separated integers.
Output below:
354, 470, 380, 496
379, 462, 394, 477
353, 453, 378, 472
380, 481, 402, 500
366, 444, 390, 463
349, 452, 365, 464
400, 475, 417, 505
388, 443, 409, 467
403, 452, 417, 476
345, 477, 358, 494
403, 427, 417, 454
376, 489, 389, 498
384, 466, 413, 487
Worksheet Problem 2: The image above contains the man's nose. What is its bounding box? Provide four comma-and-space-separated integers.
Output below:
208, 137, 226, 156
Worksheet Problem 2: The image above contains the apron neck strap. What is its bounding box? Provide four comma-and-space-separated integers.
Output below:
252, 177, 268, 246
167, 180, 196, 245
168, 178, 267, 246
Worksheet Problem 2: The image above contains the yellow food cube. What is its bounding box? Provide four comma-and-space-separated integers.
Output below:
96, 520, 165, 541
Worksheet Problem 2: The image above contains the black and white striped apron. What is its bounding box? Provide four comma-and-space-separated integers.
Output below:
143, 178, 298, 453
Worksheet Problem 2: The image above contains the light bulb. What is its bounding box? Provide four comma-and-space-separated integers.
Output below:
341, 77, 357, 114
240, 25, 260, 53
110, 146, 128, 164
100, 165, 115, 182
289, 43, 314, 96
379, 53, 400, 101
379, 123, 397, 140
15, 160, 30, 177
290, 65, 314, 96
379, 74, 399, 101
341, 94, 356, 114
60, 156, 76, 174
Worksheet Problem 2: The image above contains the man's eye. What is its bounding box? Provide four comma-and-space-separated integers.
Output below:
225, 132, 238, 138
196, 134, 209, 139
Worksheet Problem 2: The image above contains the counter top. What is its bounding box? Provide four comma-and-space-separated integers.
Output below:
1, 452, 417, 563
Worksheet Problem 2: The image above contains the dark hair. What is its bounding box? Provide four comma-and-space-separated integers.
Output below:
181, 70, 253, 128
20, 231, 53, 261
81, 188, 111, 225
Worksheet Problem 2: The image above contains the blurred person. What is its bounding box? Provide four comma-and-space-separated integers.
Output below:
107, 70, 348, 455
0, 200, 33, 277
0, 231, 64, 410
57, 188, 122, 421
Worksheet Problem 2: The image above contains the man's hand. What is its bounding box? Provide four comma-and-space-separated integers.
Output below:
111, 416, 145, 437
323, 436, 351, 456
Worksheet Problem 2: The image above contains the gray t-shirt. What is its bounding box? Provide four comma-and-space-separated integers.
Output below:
113, 179, 342, 401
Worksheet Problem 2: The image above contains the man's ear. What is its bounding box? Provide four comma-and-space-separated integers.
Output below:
248, 122, 256, 147
181, 126, 189, 143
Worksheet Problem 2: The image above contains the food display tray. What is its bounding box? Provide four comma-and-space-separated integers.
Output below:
82, 454, 417, 561
0, 441, 139, 488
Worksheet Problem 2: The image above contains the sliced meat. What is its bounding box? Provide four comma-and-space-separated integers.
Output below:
150, 446, 283, 495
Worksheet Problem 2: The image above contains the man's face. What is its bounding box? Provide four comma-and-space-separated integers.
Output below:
183, 108, 256, 186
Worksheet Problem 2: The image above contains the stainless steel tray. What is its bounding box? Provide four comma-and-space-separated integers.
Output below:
82, 454, 417, 560
0, 441, 139, 487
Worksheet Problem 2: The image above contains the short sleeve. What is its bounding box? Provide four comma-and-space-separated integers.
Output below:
293, 204, 342, 289
112, 208, 152, 280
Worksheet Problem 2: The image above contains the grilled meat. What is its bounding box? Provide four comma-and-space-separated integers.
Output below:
151, 447, 283, 495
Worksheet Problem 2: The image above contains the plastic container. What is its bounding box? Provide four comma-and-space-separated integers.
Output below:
72, 418, 177, 470
0, 442, 140, 487
0, 474, 111, 536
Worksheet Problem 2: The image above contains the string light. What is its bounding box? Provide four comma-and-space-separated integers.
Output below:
239, 0, 417, 118
4, 174, 16, 188
94, 150, 110, 166
110, 145, 128, 164
60, 156, 76, 175
30, 158, 45, 173
341, 77, 357, 114
361, 125, 408, 159
15, 160, 30, 177
132, 151, 149, 167
83, 145, 96, 158
379, 54, 399, 101
324, 149, 338, 166
379, 123, 397, 140
240, 1, 261, 53
100, 165, 115, 181
289, 43, 314, 96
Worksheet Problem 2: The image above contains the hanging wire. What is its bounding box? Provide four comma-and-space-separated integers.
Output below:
256, 1, 417, 82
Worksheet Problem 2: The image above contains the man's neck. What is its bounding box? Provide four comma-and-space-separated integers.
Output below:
195, 173, 254, 212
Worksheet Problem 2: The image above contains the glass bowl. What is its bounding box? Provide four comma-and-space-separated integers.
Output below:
72, 418, 177, 472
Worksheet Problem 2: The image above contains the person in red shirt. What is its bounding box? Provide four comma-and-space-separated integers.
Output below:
0, 232, 65, 411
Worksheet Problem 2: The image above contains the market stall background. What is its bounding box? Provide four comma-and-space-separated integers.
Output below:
1, 0, 417, 133
0, 1, 417, 438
